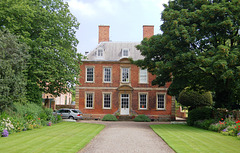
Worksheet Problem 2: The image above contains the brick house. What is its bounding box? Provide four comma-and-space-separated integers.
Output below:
76, 25, 175, 121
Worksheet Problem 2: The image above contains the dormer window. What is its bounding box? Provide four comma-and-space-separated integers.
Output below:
97, 48, 103, 57
122, 49, 129, 57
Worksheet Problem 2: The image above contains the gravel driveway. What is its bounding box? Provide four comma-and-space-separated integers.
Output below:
78, 121, 175, 153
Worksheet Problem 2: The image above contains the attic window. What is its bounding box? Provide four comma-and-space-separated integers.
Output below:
122, 49, 129, 57
98, 48, 103, 57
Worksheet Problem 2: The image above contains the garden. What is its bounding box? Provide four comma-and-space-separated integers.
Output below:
151, 124, 240, 153
0, 103, 62, 137
0, 122, 104, 153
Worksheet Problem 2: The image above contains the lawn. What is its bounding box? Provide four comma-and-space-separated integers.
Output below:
151, 124, 240, 153
0, 122, 105, 153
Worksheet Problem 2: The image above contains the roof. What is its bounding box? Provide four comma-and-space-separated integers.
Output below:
84, 42, 144, 61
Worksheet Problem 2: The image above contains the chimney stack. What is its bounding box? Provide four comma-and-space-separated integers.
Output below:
98, 25, 110, 43
143, 25, 154, 39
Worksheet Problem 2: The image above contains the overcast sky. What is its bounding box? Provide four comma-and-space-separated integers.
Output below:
63, 0, 169, 54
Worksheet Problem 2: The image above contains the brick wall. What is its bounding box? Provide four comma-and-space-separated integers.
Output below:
77, 61, 173, 120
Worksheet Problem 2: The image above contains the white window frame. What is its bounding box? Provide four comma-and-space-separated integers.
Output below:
85, 66, 95, 83
85, 92, 94, 109
97, 48, 104, 58
156, 93, 166, 110
122, 48, 129, 57
139, 68, 148, 84
139, 92, 148, 110
102, 92, 112, 109
103, 67, 112, 83
121, 67, 130, 83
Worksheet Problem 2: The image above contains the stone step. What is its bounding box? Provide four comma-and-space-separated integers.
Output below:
117, 116, 134, 121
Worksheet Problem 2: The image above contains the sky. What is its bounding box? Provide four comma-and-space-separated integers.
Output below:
63, 0, 169, 54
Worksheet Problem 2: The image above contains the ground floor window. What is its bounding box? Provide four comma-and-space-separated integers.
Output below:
85, 93, 94, 108
157, 94, 165, 110
103, 93, 111, 109
139, 93, 147, 109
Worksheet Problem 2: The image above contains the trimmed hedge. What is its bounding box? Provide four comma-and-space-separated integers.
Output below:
178, 89, 213, 109
187, 107, 213, 126
133, 114, 151, 122
102, 114, 118, 121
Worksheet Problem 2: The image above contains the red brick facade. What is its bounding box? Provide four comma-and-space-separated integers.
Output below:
76, 25, 175, 121
76, 60, 175, 121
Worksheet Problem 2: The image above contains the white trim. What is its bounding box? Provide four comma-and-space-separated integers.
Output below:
139, 68, 148, 84
156, 92, 166, 110
85, 66, 95, 83
103, 67, 112, 83
138, 92, 148, 110
120, 93, 130, 115
97, 47, 104, 58
122, 48, 129, 57
85, 92, 94, 109
102, 92, 112, 109
78, 86, 167, 90
121, 67, 131, 83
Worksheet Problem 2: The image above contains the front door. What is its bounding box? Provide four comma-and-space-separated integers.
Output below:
120, 94, 129, 115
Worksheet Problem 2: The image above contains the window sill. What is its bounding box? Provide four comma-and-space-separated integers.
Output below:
156, 109, 166, 111
103, 108, 111, 110
85, 108, 94, 109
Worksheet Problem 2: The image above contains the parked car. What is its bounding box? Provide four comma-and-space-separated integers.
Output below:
53, 108, 83, 120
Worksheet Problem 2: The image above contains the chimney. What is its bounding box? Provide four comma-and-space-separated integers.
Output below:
143, 25, 154, 39
98, 25, 110, 43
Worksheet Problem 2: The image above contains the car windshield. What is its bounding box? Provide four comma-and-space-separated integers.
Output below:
72, 110, 82, 113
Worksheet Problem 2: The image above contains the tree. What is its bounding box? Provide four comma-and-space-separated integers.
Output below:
134, 0, 240, 109
178, 89, 213, 110
0, 0, 82, 104
0, 29, 29, 111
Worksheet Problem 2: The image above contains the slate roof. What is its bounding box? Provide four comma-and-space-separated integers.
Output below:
85, 42, 144, 61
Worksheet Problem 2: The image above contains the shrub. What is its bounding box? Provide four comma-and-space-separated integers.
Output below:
194, 119, 216, 130
102, 114, 118, 121
187, 107, 212, 126
133, 114, 151, 122
178, 89, 213, 109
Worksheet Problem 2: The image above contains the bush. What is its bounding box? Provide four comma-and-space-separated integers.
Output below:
187, 107, 212, 126
102, 114, 118, 121
194, 119, 216, 130
0, 103, 61, 136
133, 114, 151, 122
178, 89, 213, 109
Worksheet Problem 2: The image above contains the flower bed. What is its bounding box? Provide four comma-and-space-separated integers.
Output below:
0, 103, 62, 137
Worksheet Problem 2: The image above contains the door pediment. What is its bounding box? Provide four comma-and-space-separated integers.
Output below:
117, 85, 133, 91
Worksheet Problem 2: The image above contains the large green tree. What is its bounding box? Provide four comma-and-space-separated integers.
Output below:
0, 0, 82, 104
134, 0, 240, 109
0, 29, 29, 110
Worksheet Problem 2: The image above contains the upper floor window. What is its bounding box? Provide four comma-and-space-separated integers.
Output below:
103, 67, 111, 83
122, 49, 129, 57
157, 93, 166, 110
86, 67, 94, 82
98, 48, 103, 57
139, 68, 148, 84
121, 68, 130, 83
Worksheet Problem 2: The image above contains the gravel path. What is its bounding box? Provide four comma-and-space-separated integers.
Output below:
78, 121, 175, 153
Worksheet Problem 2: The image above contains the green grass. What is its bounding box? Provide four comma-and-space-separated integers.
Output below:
151, 124, 240, 153
0, 122, 105, 153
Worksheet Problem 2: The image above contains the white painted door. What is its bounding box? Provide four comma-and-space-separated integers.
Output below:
120, 94, 129, 115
